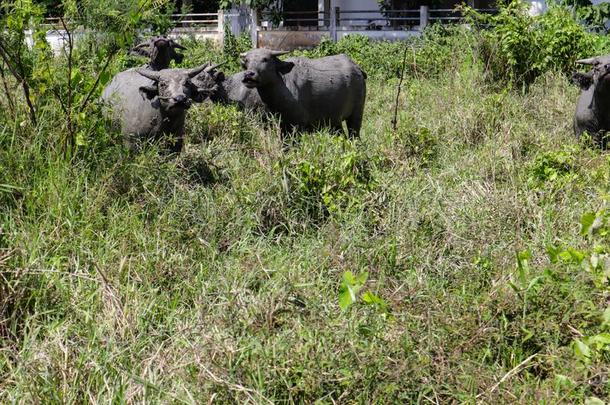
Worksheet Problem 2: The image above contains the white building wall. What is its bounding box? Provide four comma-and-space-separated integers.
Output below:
335, 0, 383, 26
319, 0, 384, 27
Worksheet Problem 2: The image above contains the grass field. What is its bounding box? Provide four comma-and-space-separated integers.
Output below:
0, 28, 609, 403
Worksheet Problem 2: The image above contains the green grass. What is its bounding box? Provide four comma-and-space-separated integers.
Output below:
1, 34, 609, 403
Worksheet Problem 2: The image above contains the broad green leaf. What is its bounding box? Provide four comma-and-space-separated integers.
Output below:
580, 212, 596, 236
362, 291, 385, 307
99, 70, 111, 87
355, 271, 369, 285
574, 339, 591, 360
546, 244, 561, 264
338, 283, 356, 311
584, 397, 604, 405
586, 333, 610, 350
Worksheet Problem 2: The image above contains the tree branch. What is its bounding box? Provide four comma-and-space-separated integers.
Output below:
0, 40, 37, 126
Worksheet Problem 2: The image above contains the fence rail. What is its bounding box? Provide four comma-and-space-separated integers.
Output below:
39, 7, 499, 51
258, 6, 497, 36
42, 8, 497, 31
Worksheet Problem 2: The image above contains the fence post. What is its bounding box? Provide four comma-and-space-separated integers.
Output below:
419, 5, 429, 32
330, 6, 339, 42
218, 10, 225, 48
250, 8, 259, 48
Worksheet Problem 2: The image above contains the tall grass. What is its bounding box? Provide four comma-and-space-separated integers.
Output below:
1, 12, 609, 404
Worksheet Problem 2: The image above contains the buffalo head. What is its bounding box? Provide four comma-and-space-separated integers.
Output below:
190, 62, 227, 102
239, 49, 295, 89
132, 36, 187, 70
573, 55, 610, 91
136, 64, 209, 112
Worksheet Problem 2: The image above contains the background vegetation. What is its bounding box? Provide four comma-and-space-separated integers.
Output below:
1, 0, 609, 402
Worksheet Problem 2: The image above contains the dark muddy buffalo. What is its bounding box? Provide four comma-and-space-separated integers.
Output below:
572, 55, 610, 148
192, 64, 265, 112
195, 49, 367, 137
101, 64, 216, 153
131, 36, 186, 71
240, 49, 367, 137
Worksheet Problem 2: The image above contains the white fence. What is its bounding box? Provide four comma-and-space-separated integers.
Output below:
37, 7, 497, 53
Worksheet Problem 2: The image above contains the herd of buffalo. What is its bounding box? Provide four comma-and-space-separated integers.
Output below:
100, 36, 610, 153
101, 36, 367, 153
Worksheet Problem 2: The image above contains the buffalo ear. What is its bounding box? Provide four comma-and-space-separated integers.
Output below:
172, 51, 184, 64
277, 61, 295, 75
139, 85, 158, 99
572, 72, 593, 90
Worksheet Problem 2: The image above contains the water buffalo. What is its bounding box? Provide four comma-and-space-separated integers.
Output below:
192, 66, 265, 112
131, 36, 186, 70
572, 55, 610, 148
237, 49, 367, 138
101, 64, 214, 153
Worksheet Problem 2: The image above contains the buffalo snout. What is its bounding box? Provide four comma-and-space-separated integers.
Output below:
242, 71, 259, 88
174, 94, 189, 104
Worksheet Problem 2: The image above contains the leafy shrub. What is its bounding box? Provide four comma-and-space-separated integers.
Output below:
575, 2, 610, 33
294, 35, 404, 79
294, 28, 473, 80
188, 103, 255, 144
180, 30, 251, 75
394, 124, 438, 167
253, 133, 377, 231
466, 1, 610, 85
286, 135, 376, 219
527, 146, 578, 187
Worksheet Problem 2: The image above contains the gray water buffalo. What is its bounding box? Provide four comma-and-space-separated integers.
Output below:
192, 66, 265, 111
101, 63, 214, 153
237, 49, 367, 137
572, 55, 610, 148
131, 36, 186, 70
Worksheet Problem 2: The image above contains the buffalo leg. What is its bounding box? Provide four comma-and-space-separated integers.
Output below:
346, 113, 362, 139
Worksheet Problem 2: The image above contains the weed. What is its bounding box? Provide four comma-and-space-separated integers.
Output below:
1, 6, 610, 403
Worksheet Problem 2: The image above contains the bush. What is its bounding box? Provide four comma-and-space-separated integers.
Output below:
466, 1, 610, 85
285, 134, 376, 219
294, 28, 474, 80
252, 133, 377, 232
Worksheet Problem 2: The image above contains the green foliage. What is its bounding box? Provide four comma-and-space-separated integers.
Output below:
293, 26, 476, 81
222, 29, 252, 72
527, 146, 578, 188
338, 271, 390, 316
541, 204, 610, 367
577, 2, 610, 32
283, 134, 376, 220
338, 271, 368, 310
295, 35, 405, 79
3, 16, 610, 403
465, 1, 610, 84
191, 102, 254, 143
394, 124, 438, 167
0, 0, 177, 157
179, 30, 250, 75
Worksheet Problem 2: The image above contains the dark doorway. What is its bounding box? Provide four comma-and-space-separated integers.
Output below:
175, 0, 220, 13
283, 0, 318, 27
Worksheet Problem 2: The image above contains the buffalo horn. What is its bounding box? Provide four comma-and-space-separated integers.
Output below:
170, 40, 187, 50
270, 50, 289, 56
204, 62, 226, 73
132, 42, 149, 50
187, 63, 212, 78
575, 57, 599, 65
136, 69, 161, 81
